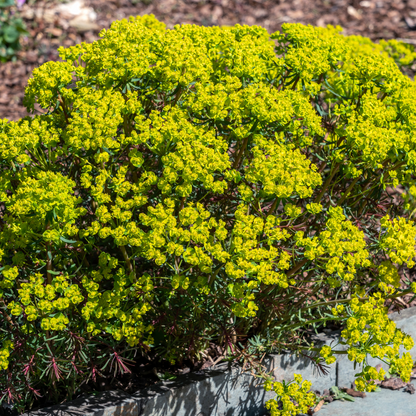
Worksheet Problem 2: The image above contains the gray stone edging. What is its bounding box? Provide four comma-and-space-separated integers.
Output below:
16, 306, 416, 416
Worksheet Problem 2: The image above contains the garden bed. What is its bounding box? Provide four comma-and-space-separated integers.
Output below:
2, 0, 416, 121
2, 7, 416, 416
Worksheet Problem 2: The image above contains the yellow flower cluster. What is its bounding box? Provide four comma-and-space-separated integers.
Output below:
378, 260, 400, 293
0, 341, 13, 371
296, 206, 371, 286
1, 170, 85, 251
343, 92, 407, 171
225, 206, 295, 316
23, 61, 74, 111
380, 215, 416, 267
78, 268, 154, 346
272, 24, 348, 84
334, 293, 414, 391
264, 374, 315, 416
245, 135, 322, 199
319, 345, 336, 365
0, 116, 60, 163
0, 266, 18, 290
64, 87, 124, 152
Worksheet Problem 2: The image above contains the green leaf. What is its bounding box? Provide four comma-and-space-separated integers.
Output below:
0, 0, 15, 8
102, 146, 114, 155
60, 236, 77, 244
3, 25, 19, 43
330, 386, 355, 402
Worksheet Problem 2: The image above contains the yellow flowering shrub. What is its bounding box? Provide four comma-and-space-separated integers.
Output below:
1, 15, 416, 414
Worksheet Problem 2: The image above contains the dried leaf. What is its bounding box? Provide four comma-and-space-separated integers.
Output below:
313, 399, 325, 413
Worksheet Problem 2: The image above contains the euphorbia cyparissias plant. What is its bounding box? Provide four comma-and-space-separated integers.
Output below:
1, 15, 416, 415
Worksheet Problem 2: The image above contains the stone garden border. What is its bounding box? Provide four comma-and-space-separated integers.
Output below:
13, 306, 416, 416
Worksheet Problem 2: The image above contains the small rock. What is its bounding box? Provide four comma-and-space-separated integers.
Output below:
68, 16, 99, 32
324, 395, 334, 403
380, 377, 408, 390
321, 389, 333, 403
405, 15, 416, 30
56, 0, 96, 20
404, 384, 415, 394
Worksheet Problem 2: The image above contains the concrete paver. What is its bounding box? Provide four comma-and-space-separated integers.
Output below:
312, 380, 416, 416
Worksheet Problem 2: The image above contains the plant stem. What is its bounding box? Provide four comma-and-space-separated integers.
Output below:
0, 298, 15, 330
337, 176, 360, 205
266, 198, 279, 217
46, 242, 53, 285
314, 163, 340, 204
232, 136, 249, 170
120, 246, 135, 282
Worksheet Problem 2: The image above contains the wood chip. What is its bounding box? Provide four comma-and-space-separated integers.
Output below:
341, 388, 366, 398
347, 6, 363, 19
46, 27, 63, 37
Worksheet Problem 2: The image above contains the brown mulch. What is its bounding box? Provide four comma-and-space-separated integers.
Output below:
2, 0, 416, 121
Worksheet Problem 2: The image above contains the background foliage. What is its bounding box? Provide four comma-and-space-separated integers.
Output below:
0, 0, 28, 63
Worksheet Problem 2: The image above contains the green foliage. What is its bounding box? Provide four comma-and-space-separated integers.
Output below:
330, 386, 355, 402
0, 0, 28, 62
1, 15, 416, 415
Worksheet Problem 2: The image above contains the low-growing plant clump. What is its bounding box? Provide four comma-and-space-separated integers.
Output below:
0, 0, 27, 63
2, 14, 416, 415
